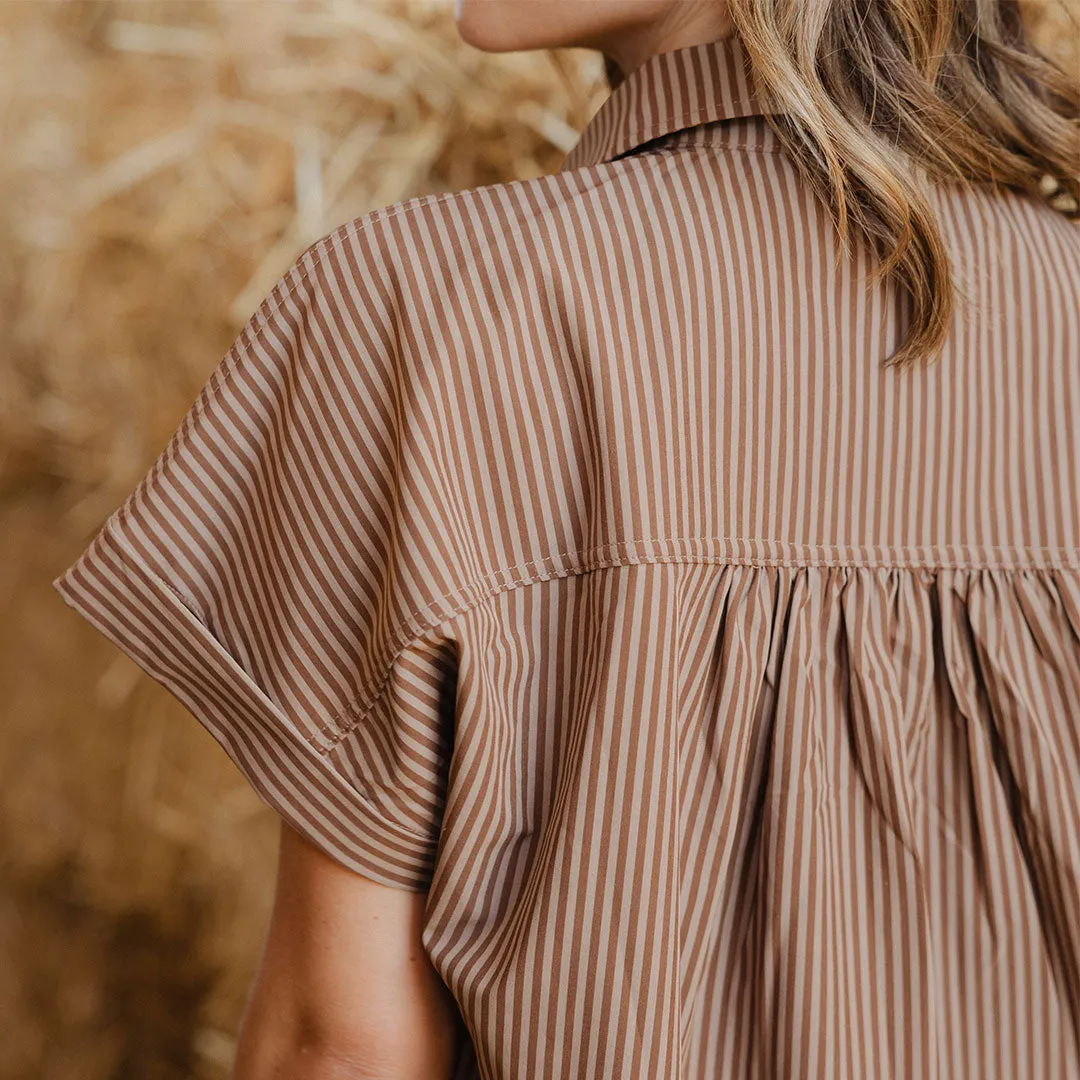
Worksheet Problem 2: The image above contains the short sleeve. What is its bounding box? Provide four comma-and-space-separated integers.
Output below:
51, 218, 461, 892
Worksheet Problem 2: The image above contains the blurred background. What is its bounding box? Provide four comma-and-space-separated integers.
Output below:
0, 2, 1076, 1078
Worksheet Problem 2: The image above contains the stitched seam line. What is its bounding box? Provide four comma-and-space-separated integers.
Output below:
125, 180, 1079, 752
316, 539, 1080, 752
99, 518, 440, 844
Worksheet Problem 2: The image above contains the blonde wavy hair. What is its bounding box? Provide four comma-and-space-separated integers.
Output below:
605, 1, 1080, 369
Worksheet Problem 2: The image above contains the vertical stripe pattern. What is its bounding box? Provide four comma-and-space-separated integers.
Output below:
53, 31, 1080, 1080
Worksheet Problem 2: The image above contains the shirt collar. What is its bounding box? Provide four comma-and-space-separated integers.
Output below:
559, 32, 769, 173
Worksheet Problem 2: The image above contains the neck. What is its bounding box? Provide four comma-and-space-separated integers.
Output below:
597, 5, 735, 83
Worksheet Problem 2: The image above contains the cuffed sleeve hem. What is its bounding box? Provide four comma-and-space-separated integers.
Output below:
52, 518, 438, 892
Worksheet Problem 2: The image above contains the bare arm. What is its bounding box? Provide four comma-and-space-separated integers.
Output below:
232, 821, 464, 1080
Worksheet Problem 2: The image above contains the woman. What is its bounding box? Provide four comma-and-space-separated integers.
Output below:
53, 0, 1080, 1077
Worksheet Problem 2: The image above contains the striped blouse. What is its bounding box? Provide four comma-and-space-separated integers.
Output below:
53, 31, 1080, 1080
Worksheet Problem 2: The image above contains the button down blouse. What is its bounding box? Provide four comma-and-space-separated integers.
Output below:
53, 30, 1080, 1080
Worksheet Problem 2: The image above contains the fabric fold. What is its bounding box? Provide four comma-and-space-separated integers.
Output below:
53, 514, 442, 891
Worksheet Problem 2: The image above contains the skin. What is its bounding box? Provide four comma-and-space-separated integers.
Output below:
454, 0, 734, 81
233, 823, 464, 1079
234, 4, 733, 1077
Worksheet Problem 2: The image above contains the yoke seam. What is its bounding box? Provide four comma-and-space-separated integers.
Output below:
315, 538, 1080, 753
